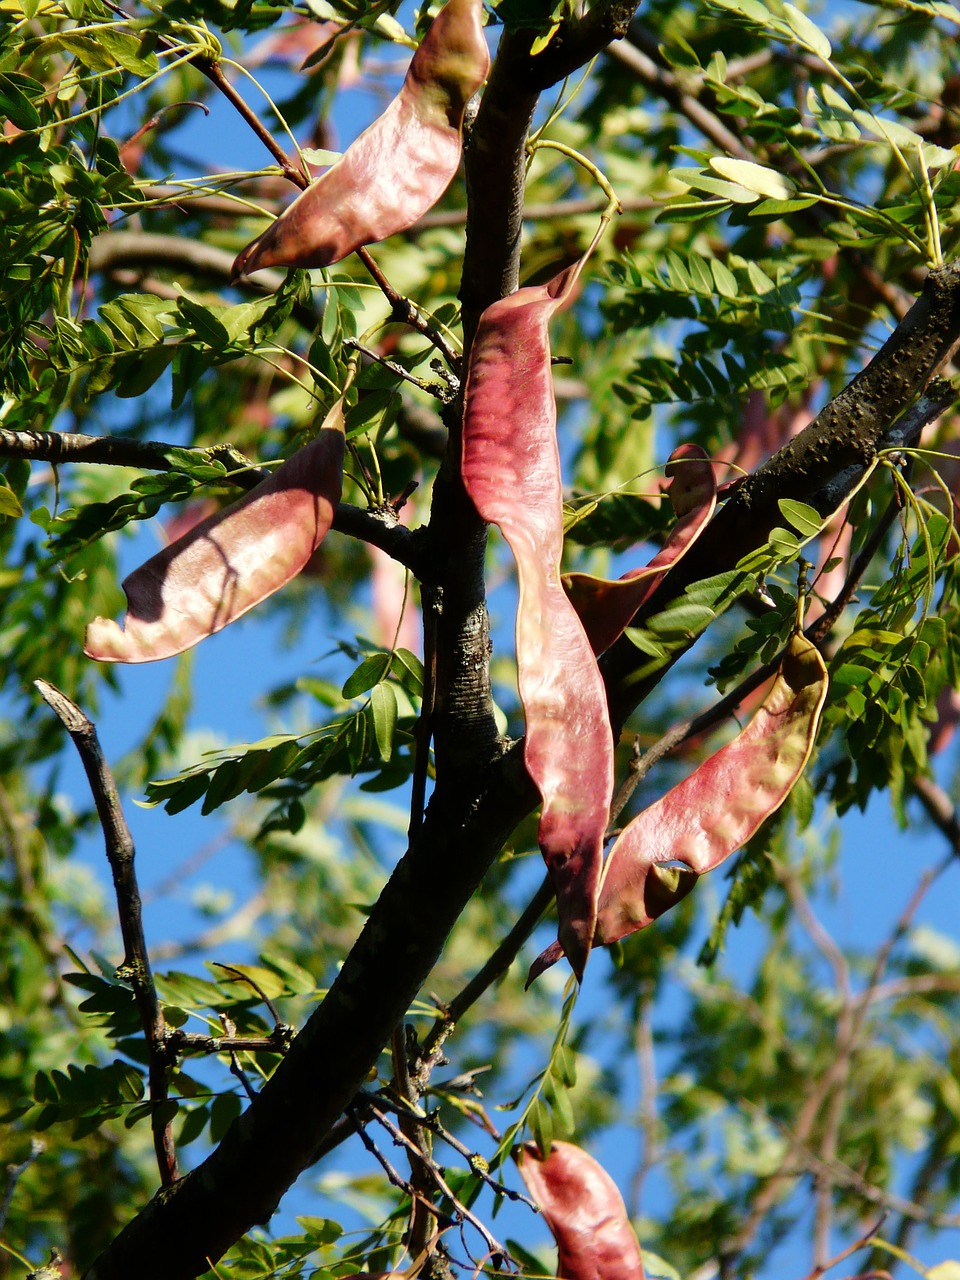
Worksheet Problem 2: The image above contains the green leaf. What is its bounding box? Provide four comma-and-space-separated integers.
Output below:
710, 157, 797, 200
342, 652, 393, 699
0, 72, 42, 129
782, 3, 832, 58
778, 499, 822, 537
0, 484, 23, 518
369, 681, 398, 762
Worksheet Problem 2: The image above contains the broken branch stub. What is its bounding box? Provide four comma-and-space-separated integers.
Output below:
461, 259, 614, 981
517, 1140, 646, 1279
232, 0, 489, 277
84, 403, 345, 663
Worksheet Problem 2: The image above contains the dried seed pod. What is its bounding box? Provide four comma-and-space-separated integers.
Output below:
85, 402, 345, 663
529, 632, 828, 979
563, 444, 716, 655
517, 1141, 646, 1279
462, 260, 613, 981
233, 0, 489, 277
596, 630, 828, 944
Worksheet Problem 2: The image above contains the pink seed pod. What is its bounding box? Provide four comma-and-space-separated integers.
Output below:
597, 629, 828, 943
461, 258, 614, 981
563, 444, 717, 656
84, 401, 345, 663
529, 631, 828, 979
517, 1140, 646, 1279
232, 0, 489, 277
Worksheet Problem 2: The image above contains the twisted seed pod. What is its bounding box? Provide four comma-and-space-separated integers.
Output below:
461, 260, 613, 981
596, 630, 827, 943
232, 0, 489, 277
529, 632, 828, 980
85, 402, 345, 663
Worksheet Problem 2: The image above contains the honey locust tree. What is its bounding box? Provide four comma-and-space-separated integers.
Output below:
3, 0, 960, 1277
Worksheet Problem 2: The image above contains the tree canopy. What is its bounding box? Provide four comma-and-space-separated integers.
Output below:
3, 0, 960, 1277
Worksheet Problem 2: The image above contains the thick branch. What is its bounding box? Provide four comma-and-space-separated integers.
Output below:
83, 15, 960, 1276
526, 1, 642, 91
83, 748, 535, 1279
35, 680, 177, 1187
601, 264, 960, 728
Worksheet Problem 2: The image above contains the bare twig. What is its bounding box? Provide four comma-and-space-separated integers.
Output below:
170, 1026, 294, 1056
361, 1091, 536, 1210
219, 1016, 259, 1102
911, 774, 960, 854
355, 247, 462, 371
777, 867, 852, 1268
793, 1215, 887, 1280
367, 1102, 511, 1267
34, 681, 177, 1187
629, 982, 660, 1216
0, 1139, 45, 1235
423, 877, 555, 1061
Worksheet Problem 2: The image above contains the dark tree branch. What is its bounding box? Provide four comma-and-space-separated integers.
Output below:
526, 1, 643, 91
88, 232, 286, 295
0, 428, 431, 577
601, 267, 960, 730
34, 680, 177, 1189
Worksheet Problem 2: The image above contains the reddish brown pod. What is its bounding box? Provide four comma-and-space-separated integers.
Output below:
563, 444, 717, 656
517, 1141, 646, 1279
85, 401, 345, 663
529, 631, 828, 980
461, 259, 613, 981
232, 0, 489, 277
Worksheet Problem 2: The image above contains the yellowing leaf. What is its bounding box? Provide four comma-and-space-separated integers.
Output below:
782, 3, 832, 59
710, 157, 797, 200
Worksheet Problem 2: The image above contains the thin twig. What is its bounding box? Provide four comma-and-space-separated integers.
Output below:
0, 1139, 45, 1235
422, 877, 555, 1060
211, 962, 285, 1028
359, 1091, 537, 1210
355, 247, 462, 371
793, 1215, 887, 1280
910, 774, 960, 854
34, 681, 178, 1187
170, 1026, 294, 1056
629, 981, 660, 1216
0, 427, 431, 576
367, 1103, 511, 1267
778, 866, 852, 1268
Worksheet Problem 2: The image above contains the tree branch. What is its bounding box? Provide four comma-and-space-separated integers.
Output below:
83, 10, 960, 1273
34, 680, 177, 1188
0, 428, 431, 577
